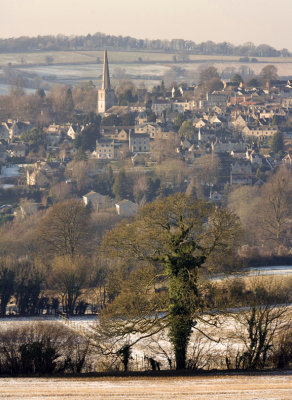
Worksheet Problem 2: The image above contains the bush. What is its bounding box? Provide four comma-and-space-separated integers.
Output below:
270, 327, 292, 369
0, 322, 90, 375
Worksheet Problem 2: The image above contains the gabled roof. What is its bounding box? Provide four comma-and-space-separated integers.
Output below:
115, 199, 137, 206
83, 191, 98, 198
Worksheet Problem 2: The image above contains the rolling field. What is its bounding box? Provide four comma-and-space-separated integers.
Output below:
0, 375, 292, 399
0, 50, 292, 93
0, 50, 292, 67
1, 59, 290, 93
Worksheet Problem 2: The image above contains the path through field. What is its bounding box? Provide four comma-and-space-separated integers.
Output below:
0, 375, 292, 400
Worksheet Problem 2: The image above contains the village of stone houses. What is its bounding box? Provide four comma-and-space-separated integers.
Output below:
0, 51, 291, 224
0, 43, 292, 381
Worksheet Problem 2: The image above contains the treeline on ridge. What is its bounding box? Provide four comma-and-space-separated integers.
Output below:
0, 32, 290, 57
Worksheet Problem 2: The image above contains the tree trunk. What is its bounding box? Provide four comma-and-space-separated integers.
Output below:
168, 267, 198, 370
174, 341, 188, 370
170, 313, 192, 370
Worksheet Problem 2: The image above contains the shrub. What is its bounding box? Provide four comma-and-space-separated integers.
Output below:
0, 322, 90, 375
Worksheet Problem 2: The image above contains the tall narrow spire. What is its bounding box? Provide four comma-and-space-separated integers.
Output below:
102, 49, 111, 90
97, 49, 115, 113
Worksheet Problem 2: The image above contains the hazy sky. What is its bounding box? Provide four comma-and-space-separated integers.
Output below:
1, 0, 291, 50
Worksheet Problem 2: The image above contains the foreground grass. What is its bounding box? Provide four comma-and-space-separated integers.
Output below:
1, 373, 292, 399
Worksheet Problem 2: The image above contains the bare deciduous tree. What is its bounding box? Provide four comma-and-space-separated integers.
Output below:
52, 255, 89, 315
226, 278, 290, 370
257, 167, 292, 252
37, 199, 90, 257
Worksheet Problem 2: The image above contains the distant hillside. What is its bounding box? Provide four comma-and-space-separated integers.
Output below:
0, 32, 291, 57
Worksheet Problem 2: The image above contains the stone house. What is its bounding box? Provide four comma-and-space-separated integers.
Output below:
281, 152, 292, 167
230, 161, 252, 185
229, 115, 249, 130
83, 191, 112, 210
93, 140, 117, 159
135, 111, 148, 125
115, 199, 138, 217
0, 124, 10, 140
129, 133, 150, 153
209, 115, 224, 126
246, 149, 262, 166
67, 124, 84, 140
194, 119, 206, 129
172, 101, 194, 113
199, 92, 228, 108
46, 124, 65, 146
2, 120, 31, 139
101, 126, 132, 142
242, 125, 278, 138
151, 101, 172, 114
211, 139, 245, 154
26, 161, 53, 187
135, 123, 163, 139
8, 143, 26, 158
129, 105, 147, 113
26, 169, 49, 187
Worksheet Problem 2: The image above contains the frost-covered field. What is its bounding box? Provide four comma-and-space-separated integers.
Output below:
15, 61, 292, 87
0, 316, 230, 370
0, 375, 292, 399
0, 314, 287, 372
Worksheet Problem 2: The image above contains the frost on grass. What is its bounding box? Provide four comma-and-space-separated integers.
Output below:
0, 376, 292, 399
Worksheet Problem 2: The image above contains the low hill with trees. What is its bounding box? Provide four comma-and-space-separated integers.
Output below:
0, 33, 290, 57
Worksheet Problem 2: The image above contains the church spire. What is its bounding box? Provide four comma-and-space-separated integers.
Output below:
97, 49, 115, 113
102, 49, 111, 90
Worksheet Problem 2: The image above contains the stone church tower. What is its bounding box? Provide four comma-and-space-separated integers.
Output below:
97, 50, 116, 113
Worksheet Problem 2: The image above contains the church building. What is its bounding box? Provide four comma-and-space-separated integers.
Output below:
97, 50, 116, 113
